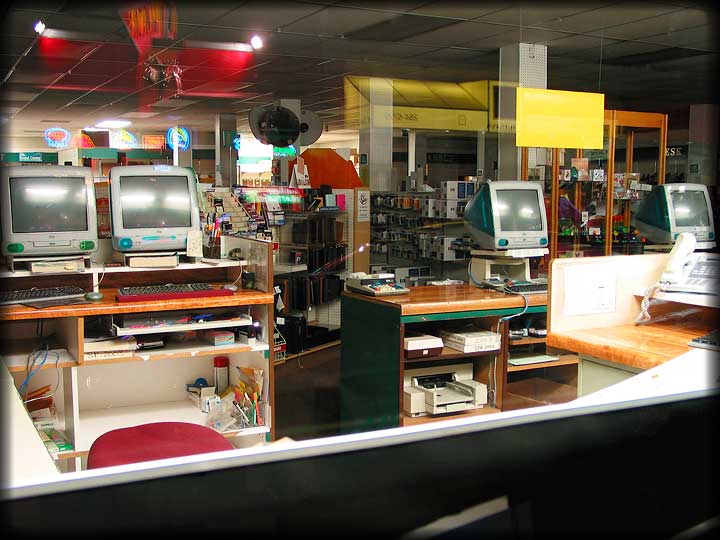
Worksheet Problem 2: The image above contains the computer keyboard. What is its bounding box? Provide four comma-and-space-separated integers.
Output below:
504, 283, 548, 295
116, 282, 234, 302
0, 286, 87, 306
688, 330, 720, 352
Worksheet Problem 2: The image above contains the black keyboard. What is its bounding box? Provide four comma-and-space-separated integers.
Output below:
0, 286, 87, 305
119, 283, 215, 295
116, 282, 233, 302
689, 330, 720, 352
504, 283, 548, 295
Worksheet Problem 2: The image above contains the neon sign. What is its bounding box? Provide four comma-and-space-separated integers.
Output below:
44, 127, 71, 149
111, 129, 138, 149
165, 127, 190, 151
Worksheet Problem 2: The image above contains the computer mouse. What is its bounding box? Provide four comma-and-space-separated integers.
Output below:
222, 284, 238, 292
84, 291, 104, 301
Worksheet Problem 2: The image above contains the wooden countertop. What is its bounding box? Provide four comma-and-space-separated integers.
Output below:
343, 284, 547, 316
0, 287, 274, 321
548, 317, 713, 371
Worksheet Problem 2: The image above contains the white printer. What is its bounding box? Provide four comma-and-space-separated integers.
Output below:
403, 363, 487, 417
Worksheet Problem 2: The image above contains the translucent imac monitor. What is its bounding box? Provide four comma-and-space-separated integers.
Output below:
109, 164, 200, 252
0, 165, 98, 257
633, 183, 715, 248
463, 181, 548, 250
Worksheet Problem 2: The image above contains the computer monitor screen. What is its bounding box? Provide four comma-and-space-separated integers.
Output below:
464, 180, 548, 250
1, 165, 98, 256
10, 175, 88, 233
119, 176, 192, 229
633, 183, 715, 247
670, 190, 710, 228
110, 164, 200, 252
496, 189, 544, 232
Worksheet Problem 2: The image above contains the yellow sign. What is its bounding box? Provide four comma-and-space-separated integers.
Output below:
371, 105, 488, 131
516, 88, 604, 149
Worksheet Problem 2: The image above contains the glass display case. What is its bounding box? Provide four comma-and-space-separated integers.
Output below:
522, 110, 668, 261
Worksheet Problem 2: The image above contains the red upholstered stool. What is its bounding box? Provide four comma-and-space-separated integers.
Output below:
86, 422, 234, 469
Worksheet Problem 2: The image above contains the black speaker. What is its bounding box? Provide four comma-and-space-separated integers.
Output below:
279, 311, 306, 354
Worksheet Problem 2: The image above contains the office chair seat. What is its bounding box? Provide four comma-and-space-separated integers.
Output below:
86, 422, 233, 469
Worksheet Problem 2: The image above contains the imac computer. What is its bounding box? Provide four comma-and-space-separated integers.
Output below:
633, 183, 716, 249
464, 180, 549, 251
463, 181, 549, 291
0, 165, 98, 257
109, 164, 200, 252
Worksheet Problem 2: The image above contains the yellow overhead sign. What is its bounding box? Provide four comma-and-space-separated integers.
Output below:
516, 88, 604, 148
371, 105, 488, 131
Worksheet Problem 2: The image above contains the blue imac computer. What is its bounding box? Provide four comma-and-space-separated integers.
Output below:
1, 165, 98, 257
464, 180, 549, 250
633, 183, 716, 249
109, 164, 200, 252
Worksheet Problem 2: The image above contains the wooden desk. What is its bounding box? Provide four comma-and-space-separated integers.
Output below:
1, 238, 276, 472
547, 253, 718, 396
339, 285, 549, 433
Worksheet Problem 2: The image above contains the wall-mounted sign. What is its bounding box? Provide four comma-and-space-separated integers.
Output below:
665, 146, 685, 157
143, 135, 166, 149
110, 129, 138, 149
233, 135, 242, 152
165, 127, 190, 151
19, 152, 44, 162
273, 145, 297, 158
44, 127, 72, 149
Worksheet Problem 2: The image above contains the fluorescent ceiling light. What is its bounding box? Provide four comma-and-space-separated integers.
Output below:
95, 120, 131, 128
183, 40, 253, 52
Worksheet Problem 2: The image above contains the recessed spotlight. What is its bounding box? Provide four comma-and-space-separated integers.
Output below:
34, 21, 45, 35
250, 35, 263, 50
95, 119, 131, 129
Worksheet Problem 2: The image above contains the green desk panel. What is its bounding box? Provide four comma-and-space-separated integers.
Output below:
340, 295, 401, 434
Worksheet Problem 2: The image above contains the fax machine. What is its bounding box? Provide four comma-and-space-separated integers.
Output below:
403, 363, 487, 417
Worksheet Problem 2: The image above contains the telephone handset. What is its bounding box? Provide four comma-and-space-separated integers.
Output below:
659, 232, 697, 289
659, 232, 719, 294
635, 233, 718, 324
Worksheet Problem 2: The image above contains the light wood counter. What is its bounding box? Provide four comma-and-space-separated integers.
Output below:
344, 284, 546, 317
548, 317, 711, 371
0, 287, 274, 321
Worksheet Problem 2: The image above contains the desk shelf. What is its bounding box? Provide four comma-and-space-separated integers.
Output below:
401, 406, 500, 427
402, 346, 499, 364
75, 400, 270, 452
82, 340, 269, 365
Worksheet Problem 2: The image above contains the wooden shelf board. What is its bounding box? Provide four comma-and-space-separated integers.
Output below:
403, 346, 499, 364
401, 406, 500, 427
508, 337, 546, 346
2, 348, 77, 372
113, 315, 252, 336
81, 340, 269, 365
507, 355, 579, 372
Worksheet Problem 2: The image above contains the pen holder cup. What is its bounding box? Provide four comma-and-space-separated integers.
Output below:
203, 236, 222, 259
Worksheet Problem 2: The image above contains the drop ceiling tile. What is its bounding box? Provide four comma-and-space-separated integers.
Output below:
409, 3, 505, 21
398, 21, 494, 46
281, 6, 401, 36
463, 27, 570, 49
538, 4, 683, 33
544, 35, 622, 56
477, 3, 613, 27
640, 25, 714, 48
